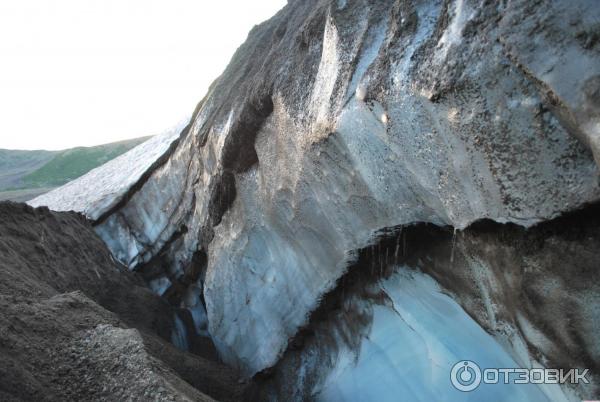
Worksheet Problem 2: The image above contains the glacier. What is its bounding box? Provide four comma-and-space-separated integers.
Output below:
316, 269, 558, 402
30, 0, 600, 400
29, 119, 187, 221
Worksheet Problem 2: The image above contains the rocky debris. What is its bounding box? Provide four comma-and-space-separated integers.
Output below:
54, 324, 214, 402
0, 202, 253, 401
28, 0, 600, 400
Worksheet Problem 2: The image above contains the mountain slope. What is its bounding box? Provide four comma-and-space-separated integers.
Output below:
0, 149, 57, 190
0, 137, 150, 202
22, 137, 151, 187
30, 123, 185, 219
0, 202, 253, 401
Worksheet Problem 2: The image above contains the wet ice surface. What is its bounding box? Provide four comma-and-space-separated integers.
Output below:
316, 270, 558, 402
171, 313, 190, 351
29, 119, 188, 221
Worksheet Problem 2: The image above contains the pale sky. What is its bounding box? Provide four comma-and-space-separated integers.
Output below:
0, 0, 286, 150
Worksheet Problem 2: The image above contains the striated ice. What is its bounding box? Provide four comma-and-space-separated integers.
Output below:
316, 270, 561, 402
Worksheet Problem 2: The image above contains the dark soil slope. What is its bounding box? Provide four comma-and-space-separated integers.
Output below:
0, 202, 253, 402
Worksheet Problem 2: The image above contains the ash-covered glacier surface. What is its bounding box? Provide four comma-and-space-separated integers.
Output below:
29, 119, 187, 221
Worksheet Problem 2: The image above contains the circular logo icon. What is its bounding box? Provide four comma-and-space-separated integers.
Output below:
451, 360, 482, 392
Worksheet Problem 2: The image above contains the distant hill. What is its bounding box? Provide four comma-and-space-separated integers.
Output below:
0, 149, 57, 190
0, 137, 151, 202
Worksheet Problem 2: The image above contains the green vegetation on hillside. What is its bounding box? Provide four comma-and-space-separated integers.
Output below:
0, 149, 57, 171
22, 137, 150, 188
0, 136, 151, 201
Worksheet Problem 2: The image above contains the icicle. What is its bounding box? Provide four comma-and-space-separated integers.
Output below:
394, 228, 402, 262
450, 228, 458, 264
384, 248, 389, 277
370, 244, 376, 275
378, 243, 382, 277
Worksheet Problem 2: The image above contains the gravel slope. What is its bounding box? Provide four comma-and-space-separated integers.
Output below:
0, 202, 254, 401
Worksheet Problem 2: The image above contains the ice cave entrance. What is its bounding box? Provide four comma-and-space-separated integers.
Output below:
317, 269, 562, 402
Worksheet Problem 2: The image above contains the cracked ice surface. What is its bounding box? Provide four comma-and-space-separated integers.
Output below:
29, 119, 188, 221
316, 270, 562, 402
